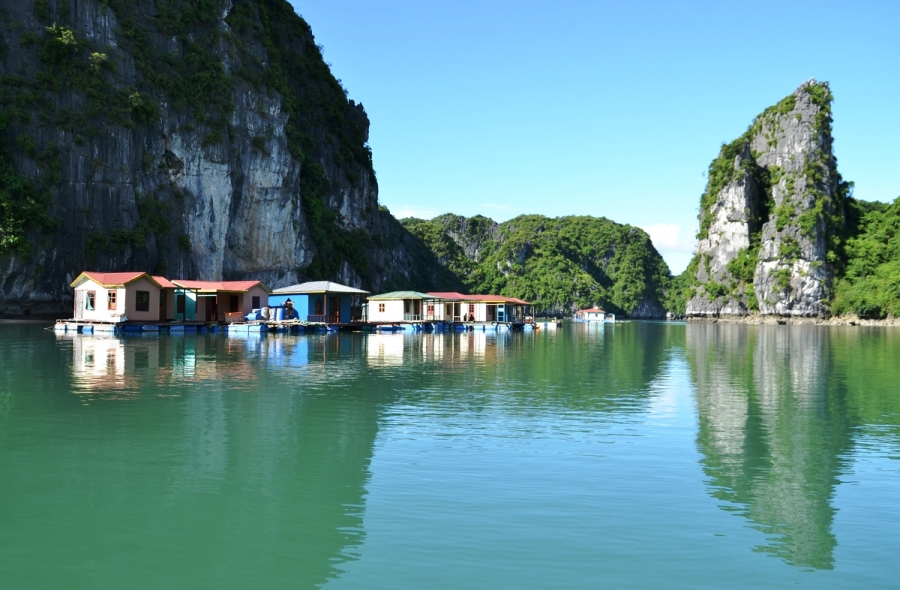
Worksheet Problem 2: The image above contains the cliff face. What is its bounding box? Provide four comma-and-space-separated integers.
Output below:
0, 0, 452, 316
403, 214, 671, 317
686, 80, 849, 318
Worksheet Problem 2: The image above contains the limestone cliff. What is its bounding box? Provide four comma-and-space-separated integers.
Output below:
0, 0, 455, 316
686, 80, 850, 318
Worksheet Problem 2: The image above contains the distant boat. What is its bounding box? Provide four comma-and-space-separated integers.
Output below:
573, 308, 615, 323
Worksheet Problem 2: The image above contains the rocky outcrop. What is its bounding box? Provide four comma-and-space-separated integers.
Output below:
431, 214, 499, 261
0, 0, 454, 316
686, 80, 848, 318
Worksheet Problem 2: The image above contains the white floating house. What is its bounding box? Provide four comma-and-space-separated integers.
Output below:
365, 291, 444, 323
573, 308, 614, 322
70, 271, 165, 323
427, 292, 532, 323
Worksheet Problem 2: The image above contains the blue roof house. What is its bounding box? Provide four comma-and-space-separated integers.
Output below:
268, 281, 370, 324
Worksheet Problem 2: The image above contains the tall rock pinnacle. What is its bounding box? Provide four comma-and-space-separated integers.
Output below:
686, 80, 850, 318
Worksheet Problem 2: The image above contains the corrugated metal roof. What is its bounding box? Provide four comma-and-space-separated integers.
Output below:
71, 271, 159, 288
273, 281, 370, 295
171, 280, 271, 293
367, 290, 442, 300
152, 276, 176, 289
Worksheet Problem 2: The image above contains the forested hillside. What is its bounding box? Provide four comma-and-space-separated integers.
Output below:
403, 214, 671, 317
830, 197, 900, 318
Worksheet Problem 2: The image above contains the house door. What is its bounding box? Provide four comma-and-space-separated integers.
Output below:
74, 291, 84, 319
176, 294, 185, 321
206, 299, 218, 322
487, 305, 496, 321
160, 291, 168, 320
328, 296, 340, 323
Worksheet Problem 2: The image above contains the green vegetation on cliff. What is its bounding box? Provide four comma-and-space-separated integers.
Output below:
831, 197, 900, 318
685, 81, 849, 316
403, 214, 671, 317
1, 0, 393, 285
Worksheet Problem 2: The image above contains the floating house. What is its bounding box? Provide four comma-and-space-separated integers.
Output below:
573, 308, 612, 322
365, 291, 444, 323
428, 292, 532, 323
170, 280, 271, 323
269, 281, 370, 323
70, 271, 165, 322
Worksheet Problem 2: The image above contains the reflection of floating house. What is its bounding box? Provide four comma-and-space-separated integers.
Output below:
573, 308, 614, 322
71, 271, 165, 322
366, 291, 443, 323
428, 292, 532, 323
170, 280, 271, 323
366, 334, 406, 366
269, 281, 370, 323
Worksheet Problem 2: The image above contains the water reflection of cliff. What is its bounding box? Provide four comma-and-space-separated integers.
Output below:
686, 324, 852, 570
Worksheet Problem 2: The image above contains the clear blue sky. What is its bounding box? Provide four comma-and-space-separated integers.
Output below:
289, 0, 899, 274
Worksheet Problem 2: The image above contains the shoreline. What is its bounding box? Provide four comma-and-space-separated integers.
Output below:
686, 314, 900, 327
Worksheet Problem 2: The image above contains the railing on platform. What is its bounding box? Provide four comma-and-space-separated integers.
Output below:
307, 314, 341, 323
404, 314, 420, 321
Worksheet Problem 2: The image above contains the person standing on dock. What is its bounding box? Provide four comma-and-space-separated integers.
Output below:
284, 300, 298, 320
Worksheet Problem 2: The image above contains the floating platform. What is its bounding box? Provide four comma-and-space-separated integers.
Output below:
54, 319, 540, 337
55, 320, 211, 335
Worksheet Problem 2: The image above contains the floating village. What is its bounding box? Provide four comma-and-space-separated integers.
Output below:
55, 271, 616, 336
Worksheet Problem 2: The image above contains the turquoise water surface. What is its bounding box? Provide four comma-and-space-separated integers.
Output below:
0, 322, 898, 588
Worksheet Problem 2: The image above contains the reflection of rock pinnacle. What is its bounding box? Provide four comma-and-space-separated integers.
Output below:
687, 324, 852, 570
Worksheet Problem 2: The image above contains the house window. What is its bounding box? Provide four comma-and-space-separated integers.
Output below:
252, 296, 260, 309
378, 303, 385, 313
136, 291, 150, 312
177, 295, 186, 314
86, 291, 96, 311
107, 291, 117, 310
427, 304, 434, 315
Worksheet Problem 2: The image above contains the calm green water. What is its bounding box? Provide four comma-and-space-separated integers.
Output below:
0, 323, 898, 588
